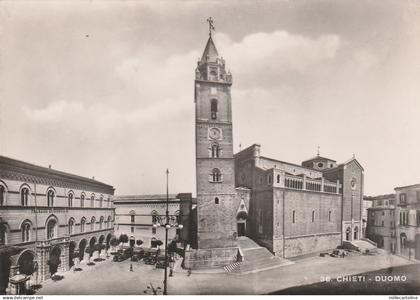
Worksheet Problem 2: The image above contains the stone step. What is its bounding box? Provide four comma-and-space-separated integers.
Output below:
226, 242, 292, 275
237, 236, 261, 250
232, 257, 288, 274
243, 247, 274, 259
224, 262, 241, 273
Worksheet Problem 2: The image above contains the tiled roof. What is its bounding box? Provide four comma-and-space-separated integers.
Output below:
302, 155, 337, 163
395, 183, 420, 190
200, 36, 219, 64
0, 155, 114, 190
364, 194, 396, 200
113, 194, 178, 202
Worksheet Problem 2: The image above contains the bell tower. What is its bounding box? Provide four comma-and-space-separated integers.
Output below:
194, 19, 237, 250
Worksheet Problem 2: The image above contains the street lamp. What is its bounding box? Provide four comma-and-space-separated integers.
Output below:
152, 169, 183, 295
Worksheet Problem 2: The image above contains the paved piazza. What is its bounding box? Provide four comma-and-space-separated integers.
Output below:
37, 251, 415, 295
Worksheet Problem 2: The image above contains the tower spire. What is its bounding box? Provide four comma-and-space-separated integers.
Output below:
317, 145, 320, 156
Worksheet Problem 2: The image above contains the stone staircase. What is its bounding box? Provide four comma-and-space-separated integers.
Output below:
224, 237, 292, 275
351, 239, 378, 253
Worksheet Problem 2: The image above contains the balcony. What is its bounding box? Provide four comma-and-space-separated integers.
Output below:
283, 174, 341, 194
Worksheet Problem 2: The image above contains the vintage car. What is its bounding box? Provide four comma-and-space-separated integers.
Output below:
113, 247, 133, 262
143, 255, 157, 265
132, 247, 145, 260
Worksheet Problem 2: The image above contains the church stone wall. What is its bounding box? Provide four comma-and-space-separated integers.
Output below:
284, 233, 341, 257
184, 247, 238, 269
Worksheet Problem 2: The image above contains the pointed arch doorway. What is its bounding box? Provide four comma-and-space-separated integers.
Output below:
236, 211, 247, 237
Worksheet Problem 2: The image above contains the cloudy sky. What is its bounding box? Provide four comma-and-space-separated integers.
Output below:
1, 0, 419, 196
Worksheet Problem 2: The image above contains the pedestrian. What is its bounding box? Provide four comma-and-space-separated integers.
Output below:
341, 252, 345, 258
187, 268, 191, 276
130, 263, 133, 272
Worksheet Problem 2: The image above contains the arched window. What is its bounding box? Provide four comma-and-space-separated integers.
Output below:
292, 210, 296, 223
354, 226, 358, 240
90, 217, 96, 231
80, 218, 86, 233
175, 210, 180, 223
211, 143, 220, 158
99, 216, 104, 230
346, 227, 351, 241
21, 222, 31, 242
277, 174, 280, 184
99, 195, 103, 208
47, 189, 55, 207
211, 168, 221, 182
46, 219, 57, 239
91, 194, 95, 207
81, 193, 85, 208
107, 215, 112, 228
0, 223, 7, 245
0, 185, 5, 206
130, 210, 135, 223
68, 192, 73, 207
21, 187, 29, 206
210, 99, 218, 120
311, 210, 315, 223
151, 211, 158, 224
328, 210, 332, 222
68, 218, 75, 235
215, 197, 219, 204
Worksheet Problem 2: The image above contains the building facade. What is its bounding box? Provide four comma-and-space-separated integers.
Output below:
362, 197, 373, 237
395, 184, 420, 260
0, 156, 114, 294
113, 193, 192, 248
235, 144, 364, 258
365, 194, 396, 252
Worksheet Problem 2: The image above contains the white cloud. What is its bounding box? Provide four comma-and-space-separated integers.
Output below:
215, 30, 341, 87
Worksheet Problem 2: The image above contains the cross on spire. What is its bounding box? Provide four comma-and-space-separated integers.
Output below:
207, 17, 215, 37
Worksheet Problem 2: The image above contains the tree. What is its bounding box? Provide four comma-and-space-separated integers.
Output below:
93, 244, 105, 252
168, 240, 177, 254
136, 240, 143, 247
109, 236, 118, 247
85, 247, 94, 257
119, 234, 129, 246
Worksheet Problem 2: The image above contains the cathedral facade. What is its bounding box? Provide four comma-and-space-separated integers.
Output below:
235, 144, 364, 258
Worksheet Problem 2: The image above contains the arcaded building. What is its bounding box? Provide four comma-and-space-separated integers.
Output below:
0, 156, 114, 293
235, 144, 364, 258
113, 193, 193, 248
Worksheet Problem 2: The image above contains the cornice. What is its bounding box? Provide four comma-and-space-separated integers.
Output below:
0, 166, 114, 195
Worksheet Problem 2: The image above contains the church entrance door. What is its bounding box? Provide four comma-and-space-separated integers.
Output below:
237, 223, 245, 237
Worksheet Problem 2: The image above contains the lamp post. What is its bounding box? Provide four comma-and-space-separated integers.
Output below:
153, 169, 183, 295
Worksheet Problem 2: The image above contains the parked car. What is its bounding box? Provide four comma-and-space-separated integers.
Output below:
113, 247, 133, 262
133, 247, 145, 260
155, 259, 166, 269
113, 253, 127, 262
143, 256, 157, 265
